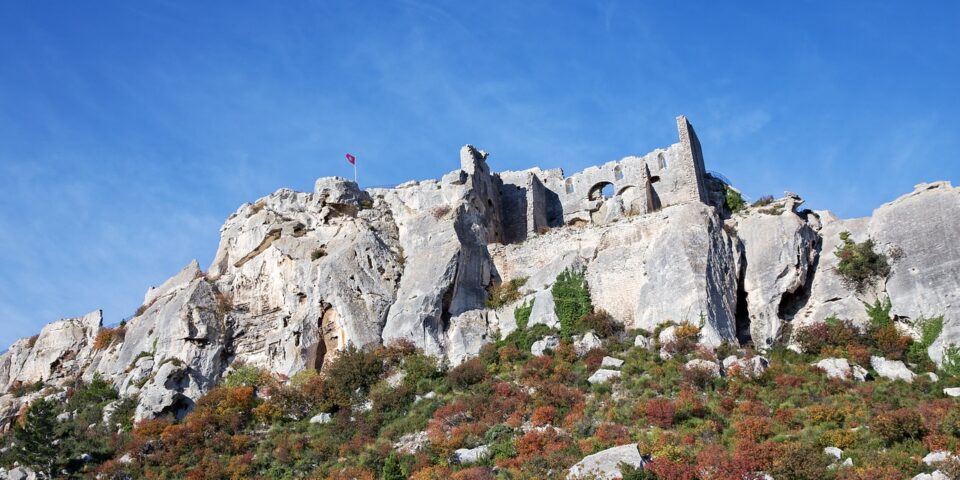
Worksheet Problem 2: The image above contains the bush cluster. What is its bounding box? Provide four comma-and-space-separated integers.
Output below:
834, 231, 891, 293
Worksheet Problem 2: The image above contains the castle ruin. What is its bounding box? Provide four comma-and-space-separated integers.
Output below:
494, 115, 710, 243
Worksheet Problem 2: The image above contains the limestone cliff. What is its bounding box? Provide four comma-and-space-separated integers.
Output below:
1, 116, 958, 431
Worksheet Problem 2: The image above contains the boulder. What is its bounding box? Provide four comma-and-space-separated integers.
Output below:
923, 451, 954, 466
684, 359, 722, 378
531, 336, 560, 356
870, 356, 916, 383
634, 335, 652, 350
567, 444, 648, 479
309, 413, 332, 424
722, 355, 769, 379
913, 472, 951, 480
588, 369, 621, 384
450, 444, 490, 465
824, 446, 843, 460
813, 358, 869, 382
944, 387, 960, 397
574, 332, 603, 356
600, 356, 624, 368
394, 430, 429, 454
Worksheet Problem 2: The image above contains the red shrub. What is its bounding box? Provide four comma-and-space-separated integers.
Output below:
451, 467, 495, 480
695, 444, 746, 480
594, 422, 630, 446
733, 416, 773, 442
644, 398, 676, 428
648, 458, 697, 480
531, 406, 557, 426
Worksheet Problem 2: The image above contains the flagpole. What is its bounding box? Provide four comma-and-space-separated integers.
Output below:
354, 158, 357, 185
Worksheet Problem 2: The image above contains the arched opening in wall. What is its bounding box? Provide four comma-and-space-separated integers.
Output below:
658, 153, 668, 170
618, 185, 642, 215
614, 165, 624, 180
588, 182, 614, 201
565, 178, 574, 194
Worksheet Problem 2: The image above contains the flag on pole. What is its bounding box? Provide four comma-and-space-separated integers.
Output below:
345, 153, 356, 165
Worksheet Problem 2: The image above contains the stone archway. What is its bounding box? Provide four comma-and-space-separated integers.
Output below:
588, 181, 614, 201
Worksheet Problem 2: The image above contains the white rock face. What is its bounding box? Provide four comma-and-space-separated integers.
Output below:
944, 387, 960, 397
913, 471, 951, 480
588, 369, 621, 384
870, 356, 916, 383
567, 443, 647, 479
732, 195, 819, 347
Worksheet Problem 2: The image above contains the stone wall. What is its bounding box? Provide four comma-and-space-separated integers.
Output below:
494, 115, 709, 242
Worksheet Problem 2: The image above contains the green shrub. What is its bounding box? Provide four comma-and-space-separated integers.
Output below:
9, 399, 61, 477
864, 297, 893, 328
486, 277, 527, 309
514, 299, 533, 331
906, 315, 943, 368
835, 232, 891, 293
724, 186, 746, 213
552, 268, 592, 340
499, 323, 556, 353
942, 345, 960, 377
752, 195, 775, 207
223, 363, 270, 388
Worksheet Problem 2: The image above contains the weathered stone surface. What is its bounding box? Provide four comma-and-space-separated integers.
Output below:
394, 430, 429, 454
869, 182, 960, 366
732, 196, 818, 347
567, 443, 647, 480
943, 387, 960, 397
722, 355, 769, 379
601, 356, 624, 368
574, 332, 603, 356
684, 359, 722, 378
870, 356, 916, 383
0, 310, 101, 392
923, 451, 955, 466
634, 335, 652, 350
531, 336, 560, 356
450, 444, 490, 465
813, 358, 869, 382
588, 369, 621, 384
309, 412, 332, 424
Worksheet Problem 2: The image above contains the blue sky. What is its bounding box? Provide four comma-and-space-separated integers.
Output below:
1, 1, 958, 349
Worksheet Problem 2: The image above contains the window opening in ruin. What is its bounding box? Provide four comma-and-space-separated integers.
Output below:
614, 165, 623, 180
658, 153, 668, 169
565, 178, 574, 194
588, 181, 614, 200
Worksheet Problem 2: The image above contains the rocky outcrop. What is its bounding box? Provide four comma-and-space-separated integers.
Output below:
730, 194, 819, 347
2, 117, 959, 430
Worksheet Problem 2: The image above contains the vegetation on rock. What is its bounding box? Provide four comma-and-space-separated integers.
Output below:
835, 231, 891, 293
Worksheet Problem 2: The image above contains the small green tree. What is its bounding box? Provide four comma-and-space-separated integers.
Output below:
11, 399, 61, 477
552, 268, 592, 340
835, 232, 891, 293
381, 453, 405, 480
514, 299, 534, 331
724, 186, 746, 213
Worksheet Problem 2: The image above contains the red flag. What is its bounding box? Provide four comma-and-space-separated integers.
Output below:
345, 153, 356, 165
